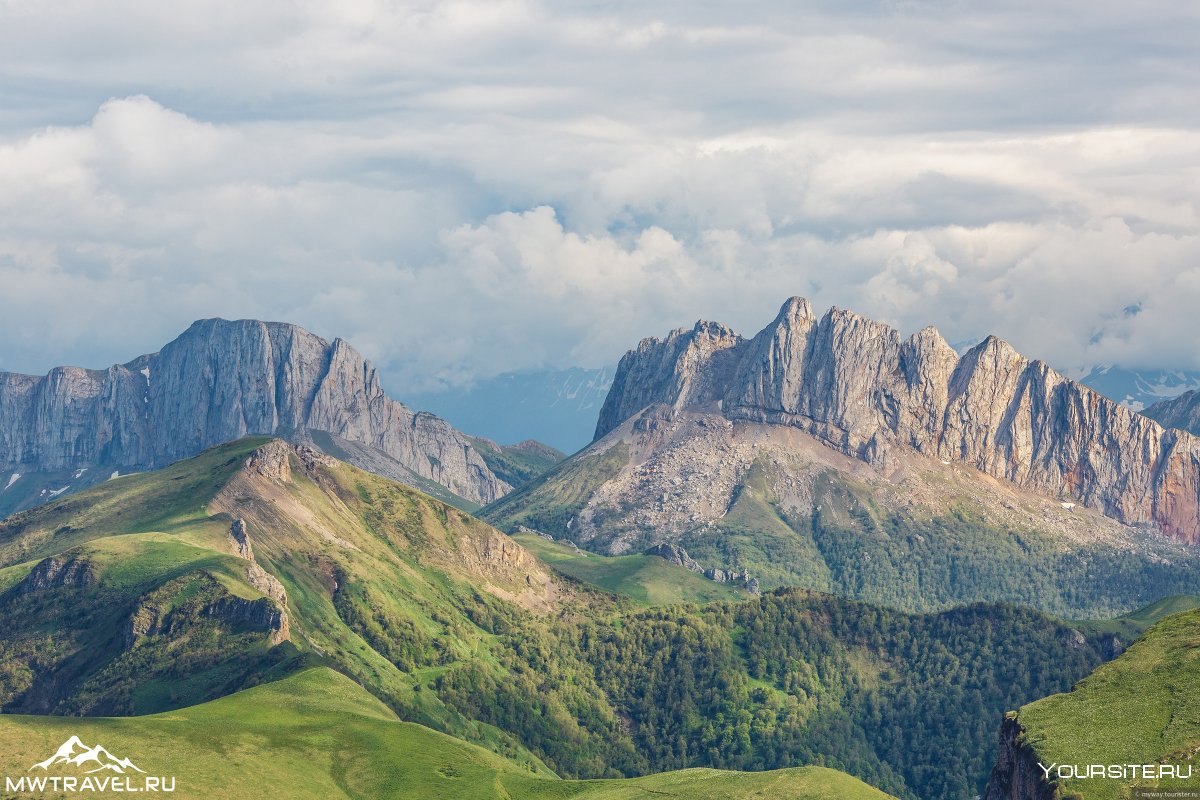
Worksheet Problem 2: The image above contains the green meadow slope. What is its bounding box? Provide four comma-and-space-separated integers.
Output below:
996, 607, 1200, 800
0, 667, 894, 800
512, 533, 744, 605
0, 437, 569, 769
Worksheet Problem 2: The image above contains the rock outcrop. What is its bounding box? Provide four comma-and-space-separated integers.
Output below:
230, 518, 253, 560
0, 318, 509, 507
227, 515, 290, 631
644, 543, 703, 572
18, 554, 97, 594
124, 571, 290, 648
705, 567, 761, 595
596, 297, 1200, 543
983, 714, 1056, 800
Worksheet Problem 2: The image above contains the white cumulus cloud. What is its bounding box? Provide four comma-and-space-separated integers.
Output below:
0, 0, 1196, 400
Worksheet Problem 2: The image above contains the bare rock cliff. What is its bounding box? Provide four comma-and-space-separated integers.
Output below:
596, 297, 1200, 543
983, 714, 1056, 800
0, 319, 508, 506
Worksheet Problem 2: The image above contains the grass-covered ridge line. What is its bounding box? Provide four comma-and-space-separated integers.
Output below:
0, 437, 565, 771
480, 442, 628, 534
1070, 594, 1200, 640
0, 667, 896, 800
0, 437, 271, 566
468, 437, 565, 489
513, 533, 744, 605
1011, 606, 1200, 800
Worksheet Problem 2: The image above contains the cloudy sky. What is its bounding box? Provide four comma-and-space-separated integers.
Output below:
1, 0, 1198, 394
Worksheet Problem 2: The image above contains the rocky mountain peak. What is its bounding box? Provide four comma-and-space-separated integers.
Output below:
775, 295, 816, 324
0, 318, 510, 511
595, 297, 1200, 542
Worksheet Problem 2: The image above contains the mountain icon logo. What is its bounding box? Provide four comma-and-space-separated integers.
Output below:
30, 736, 147, 774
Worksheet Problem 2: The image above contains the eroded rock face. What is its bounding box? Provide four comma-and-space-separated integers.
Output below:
124, 571, 290, 648
983, 715, 1056, 800
0, 318, 509, 506
18, 554, 97, 594
230, 518, 253, 560
644, 543, 702, 573
596, 297, 1200, 543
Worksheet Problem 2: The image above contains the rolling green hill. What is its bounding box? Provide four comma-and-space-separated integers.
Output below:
513, 533, 744, 605
0, 667, 895, 800
1070, 594, 1200, 640
996, 607, 1200, 800
0, 437, 568, 769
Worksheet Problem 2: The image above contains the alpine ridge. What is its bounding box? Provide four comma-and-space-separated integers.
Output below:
0, 318, 508, 509
1144, 389, 1200, 437
595, 297, 1200, 543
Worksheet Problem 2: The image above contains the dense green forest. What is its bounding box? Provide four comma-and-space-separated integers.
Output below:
433, 589, 1116, 800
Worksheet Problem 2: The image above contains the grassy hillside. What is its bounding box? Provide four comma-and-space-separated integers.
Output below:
1009, 607, 1200, 800
513, 533, 744, 605
0, 667, 894, 800
481, 443, 628, 534
0, 437, 567, 770
1071, 594, 1200, 639
468, 438, 566, 488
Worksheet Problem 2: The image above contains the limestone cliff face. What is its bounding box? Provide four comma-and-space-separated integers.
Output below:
0, 319, 508, 506
983, 715, 1056, 800
598, 320, 745, 433
596, 297, 1200, 543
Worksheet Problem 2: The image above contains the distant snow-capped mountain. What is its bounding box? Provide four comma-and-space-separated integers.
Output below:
1073, 365, 1200, 411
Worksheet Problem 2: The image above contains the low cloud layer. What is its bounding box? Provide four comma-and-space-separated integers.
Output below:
0, 1, 1197, 394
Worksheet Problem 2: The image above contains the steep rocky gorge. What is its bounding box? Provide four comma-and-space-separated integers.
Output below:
596, 297, 1200, 543
0, 318, 509, 508
983, 715, 1056, 800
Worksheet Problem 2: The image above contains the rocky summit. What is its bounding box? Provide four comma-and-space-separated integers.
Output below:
596, 297, 1200, 543
0, 318, 509, 511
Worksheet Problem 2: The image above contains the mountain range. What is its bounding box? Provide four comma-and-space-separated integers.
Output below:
485, 297, 1200, 614
5, 297, 1200, 799
594, 296, 1200, 541
0, 318, 528, 518
0, 436, 1173, 800
1075, 364, 1200, 411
